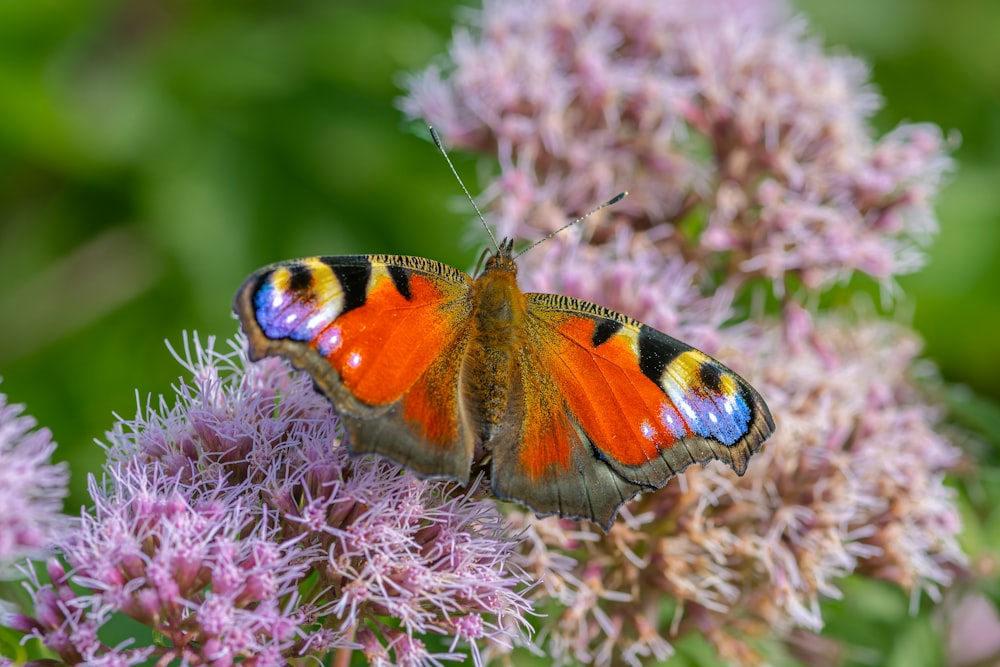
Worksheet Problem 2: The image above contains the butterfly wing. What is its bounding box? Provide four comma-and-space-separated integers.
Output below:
490, 293, 774, 529
234, 255, 478, 481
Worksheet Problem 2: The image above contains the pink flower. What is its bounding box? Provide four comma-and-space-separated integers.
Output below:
402, 0, 964, 663
495, 316, 963, 666
403, 0, 953, 296
946, 592, 1000, 667
0, 388, 69, 569
6, 335, 533, 665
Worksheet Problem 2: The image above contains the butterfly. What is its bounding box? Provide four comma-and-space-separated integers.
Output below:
234, 135, 773, 531
234, 241, 774, 530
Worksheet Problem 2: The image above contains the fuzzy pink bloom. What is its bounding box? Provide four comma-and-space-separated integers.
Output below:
0, 388, 69, 569
403, 0, 952, 295
500, 315, 963, 665
6, 336, 532, 665
946, 591, 1000, 667
10, 465, 300, 666
402, 0, 964, 664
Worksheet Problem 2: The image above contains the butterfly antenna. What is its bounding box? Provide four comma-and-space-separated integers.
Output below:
429, 126, 500, 251
514, 191, 628, 259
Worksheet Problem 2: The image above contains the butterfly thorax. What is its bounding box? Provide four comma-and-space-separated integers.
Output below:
467, 241, 527, 443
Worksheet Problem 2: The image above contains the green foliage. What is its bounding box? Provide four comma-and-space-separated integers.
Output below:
0, 627, 47, 665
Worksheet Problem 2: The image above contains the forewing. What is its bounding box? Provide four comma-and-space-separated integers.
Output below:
492, 293, 774, 529
234, 255, 477, 480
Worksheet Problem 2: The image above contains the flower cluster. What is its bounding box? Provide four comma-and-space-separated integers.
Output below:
0, 388, 68, 571
403, 0, 952, 296
402, 0, 964, 664
8, 464, 307, 666
5, 337, 532, 665
505, 315, 963, 665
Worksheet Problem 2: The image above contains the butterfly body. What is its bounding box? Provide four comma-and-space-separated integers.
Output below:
466, 239, 524, 443
235, 240, 774, 530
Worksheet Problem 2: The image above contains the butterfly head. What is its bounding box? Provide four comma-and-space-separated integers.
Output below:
482, 238, 518, 277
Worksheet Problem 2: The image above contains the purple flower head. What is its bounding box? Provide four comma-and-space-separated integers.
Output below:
403, 0, 953, 296
498, 316, 964, 665
0, 387, 69, 570
402, 0, 964, 663
6, 334, 532, 665
13, 461, 310, 665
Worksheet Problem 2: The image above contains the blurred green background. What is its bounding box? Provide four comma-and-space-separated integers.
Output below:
1, 1, 999, 663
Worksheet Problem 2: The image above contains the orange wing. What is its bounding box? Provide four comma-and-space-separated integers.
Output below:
490, 293, 774, 529
233, 255, 478, 481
